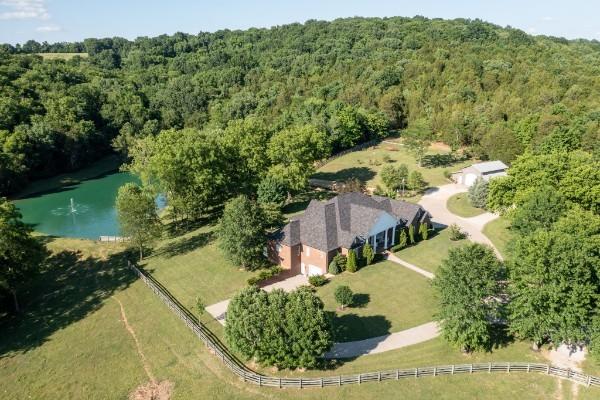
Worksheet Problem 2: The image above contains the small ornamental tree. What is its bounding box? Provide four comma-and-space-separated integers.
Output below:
433, 243, 504, 353
116, 183, 162, 261
346, 249, 357, 272
408, 224, 415, 244
408, 170, 427, 193
419, 222, 429, 240
334, 285, 354, 310
468, 178, 489, 209
328, 259, 340, 275
362, 242, 374, 265
333, 253, 347, 272
217, 195, 267, 270
398, 229, 408, 249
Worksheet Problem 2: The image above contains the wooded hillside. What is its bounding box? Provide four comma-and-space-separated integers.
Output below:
1, 16, 599, 195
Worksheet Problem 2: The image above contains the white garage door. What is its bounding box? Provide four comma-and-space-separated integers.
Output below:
464, 173, 478, 187
307, 264, 323, 276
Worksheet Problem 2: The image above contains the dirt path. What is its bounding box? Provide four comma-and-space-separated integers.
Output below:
114, 297, 156, 383
113, 297, 174, 400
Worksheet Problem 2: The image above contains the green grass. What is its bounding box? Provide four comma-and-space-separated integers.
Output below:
1, 238, 599, 399
37, 52, 89, 60
313, 141, 471, 190
13, 155, 122, 199
483, 217, 514, 260
446, 193, 485, 218
317, 260, 436, 342
142, 224, 257, 310
394, 229, 468, 273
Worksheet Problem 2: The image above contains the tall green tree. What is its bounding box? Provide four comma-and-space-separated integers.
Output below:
115, 183, 162, 261
510, 186, 564, 236
508, 210, 600, 349
346, 249, 357, 272
433, 244, 504, 352
267, 125, 330, 192
0, 198, 46, 312
225, 285, 332, 369
217, 195, 267, 270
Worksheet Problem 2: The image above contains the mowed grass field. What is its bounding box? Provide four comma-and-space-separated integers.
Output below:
394, 228, 468, 274
316, 260, 436, 342
446, 193, 485, 218
313, 141, 471, 190
1, 237, 599, 398
483, 217, 514, 260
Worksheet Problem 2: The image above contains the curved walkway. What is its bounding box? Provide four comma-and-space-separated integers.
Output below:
419, 184, 503, 260
324, 322, 439, 358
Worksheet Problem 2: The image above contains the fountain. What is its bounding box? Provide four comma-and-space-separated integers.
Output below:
70, 198, 76, 214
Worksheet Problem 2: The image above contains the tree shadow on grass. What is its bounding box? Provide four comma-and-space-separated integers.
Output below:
0, 248, 137, 358
155, 230, 214, 258
331, 313, 392, 342
312, 167, 376, 183
352, 293, 370, 308
421, 154, 464, 168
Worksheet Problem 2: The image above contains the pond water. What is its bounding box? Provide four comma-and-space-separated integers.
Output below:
14, 171, 140, 240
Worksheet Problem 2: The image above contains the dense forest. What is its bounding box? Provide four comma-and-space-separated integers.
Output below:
1, 16, 600, 196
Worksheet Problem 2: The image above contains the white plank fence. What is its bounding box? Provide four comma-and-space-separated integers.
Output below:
127, 261, 600, 390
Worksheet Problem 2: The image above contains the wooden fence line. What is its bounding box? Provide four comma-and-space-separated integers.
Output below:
127, 262, 600, 390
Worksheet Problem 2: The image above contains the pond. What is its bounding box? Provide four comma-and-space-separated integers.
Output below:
14, 171, 141, 240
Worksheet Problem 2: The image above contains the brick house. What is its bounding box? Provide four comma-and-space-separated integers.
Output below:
268, 192, 431, 276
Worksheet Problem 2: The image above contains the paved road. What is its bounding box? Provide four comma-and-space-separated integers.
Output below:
418, 184, 503, 260
324, 322, 440, 358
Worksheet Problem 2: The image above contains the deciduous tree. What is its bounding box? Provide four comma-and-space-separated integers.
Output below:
433, 244, 504, 352
116, 183, 162, 261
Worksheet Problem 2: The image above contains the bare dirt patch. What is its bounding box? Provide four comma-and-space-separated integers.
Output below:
129, 380, 174, 400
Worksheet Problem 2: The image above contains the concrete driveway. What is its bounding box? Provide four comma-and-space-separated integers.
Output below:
418, 184, 503, 260
204, 274, 309, 325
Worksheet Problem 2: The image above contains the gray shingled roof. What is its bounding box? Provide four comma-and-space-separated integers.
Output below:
471, 160, 508, 174
277, 192, 430, 252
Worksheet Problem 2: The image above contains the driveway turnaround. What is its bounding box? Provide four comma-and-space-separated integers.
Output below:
324, 322, 440, 358
418, 184, 503, 260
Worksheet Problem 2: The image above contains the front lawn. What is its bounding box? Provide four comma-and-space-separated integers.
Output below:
313, 141, 471, 190
394, 228, 468, 274
483, 217, 514, 260
316, 260, 436, 342
446, 193, 485, 218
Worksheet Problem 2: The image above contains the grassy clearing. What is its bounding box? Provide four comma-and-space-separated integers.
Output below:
446, 193, 485, 218
394, 228, 468, 274
37, 53, 89, 60
1, 238, 598, 399
313, 141, 471, 190
483, 217, 514, 260
142, 225, 257, 310
316, 260, 436, 342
